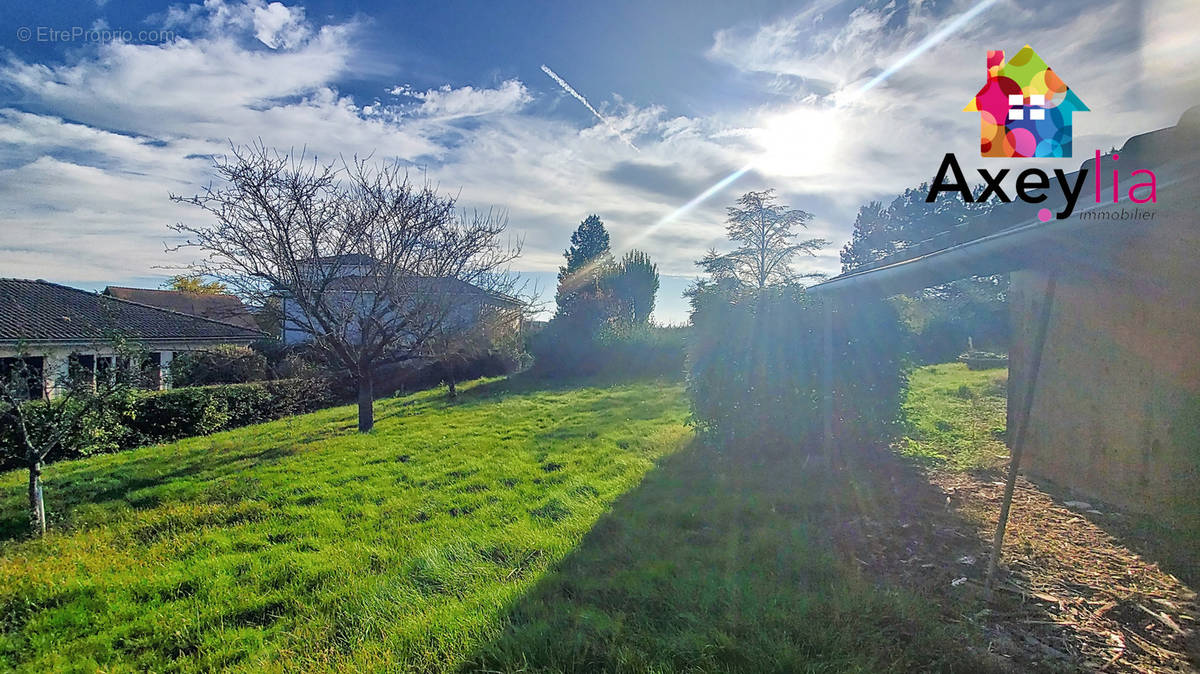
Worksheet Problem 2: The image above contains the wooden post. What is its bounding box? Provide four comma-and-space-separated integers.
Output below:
822, 298, 834, 461
985, 274, 1057, 599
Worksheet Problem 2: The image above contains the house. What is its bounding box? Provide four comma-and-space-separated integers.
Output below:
0, 279, 264, 398
810, 107, 1199, 528
964, 45, 1088, 158
102, 286, 260, 331
279, 255, 523, 347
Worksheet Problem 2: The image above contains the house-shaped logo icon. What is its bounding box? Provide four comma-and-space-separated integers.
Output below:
964, 45, 1087, 158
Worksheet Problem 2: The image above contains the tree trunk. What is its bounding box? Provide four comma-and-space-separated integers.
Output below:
447, 377, 457, 398
28, 459, 45, 537
357, 373, 374, 433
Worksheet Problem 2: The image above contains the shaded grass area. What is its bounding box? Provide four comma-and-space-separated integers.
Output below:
898, 363, 1008, 471
468, 442, 999, 673
0, 377, 691, 672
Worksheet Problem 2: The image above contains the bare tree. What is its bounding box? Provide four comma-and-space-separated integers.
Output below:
698, 189, 827, 288
170, 143, 523, 432
0, 339, 148, 536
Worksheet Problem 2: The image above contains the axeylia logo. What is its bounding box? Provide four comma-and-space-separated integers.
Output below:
964, 45, 1088, 158
928, 46, 1156, 221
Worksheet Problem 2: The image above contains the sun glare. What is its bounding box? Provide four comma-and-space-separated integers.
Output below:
754, 108, 842, 178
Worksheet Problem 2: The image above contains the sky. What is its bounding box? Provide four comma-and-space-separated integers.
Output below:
1, 0, 1197, 323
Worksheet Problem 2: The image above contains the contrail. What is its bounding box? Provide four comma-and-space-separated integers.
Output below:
541, 64, 639, 151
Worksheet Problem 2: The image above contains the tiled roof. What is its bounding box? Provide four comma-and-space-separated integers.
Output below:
0, 279, 265, 344
103, 286, 259, 330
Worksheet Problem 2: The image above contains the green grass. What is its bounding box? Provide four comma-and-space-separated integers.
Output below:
0, 378, 690, 672
469, 442, 994, 673
898, 363, 1009, 471
0, 374, 999, 672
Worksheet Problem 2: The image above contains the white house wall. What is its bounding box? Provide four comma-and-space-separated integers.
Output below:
0, 341, 246, 398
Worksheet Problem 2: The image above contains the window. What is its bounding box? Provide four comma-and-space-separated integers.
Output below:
146, 352, 163, 390
0, 356, 45, 401
96, 355, 115, 384
68, 353, 96, 389
1008, 93, 1046, 121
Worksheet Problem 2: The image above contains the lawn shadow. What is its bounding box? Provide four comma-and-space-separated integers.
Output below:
461, 439, 1008, 673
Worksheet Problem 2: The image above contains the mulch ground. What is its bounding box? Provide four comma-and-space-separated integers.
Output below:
939, 470, 1198, 673
843, 450, 1198, 672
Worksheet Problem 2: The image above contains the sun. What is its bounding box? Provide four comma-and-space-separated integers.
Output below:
753, 107, 842, 178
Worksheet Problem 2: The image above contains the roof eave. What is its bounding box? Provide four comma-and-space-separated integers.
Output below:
0, 334, 262, 349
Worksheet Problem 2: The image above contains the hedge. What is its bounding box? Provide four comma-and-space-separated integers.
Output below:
1, 378, 336, 471
528, 323, 687, 379
168, 344, 269, 387
127, 378, 336, 443
686, 283, 909, 454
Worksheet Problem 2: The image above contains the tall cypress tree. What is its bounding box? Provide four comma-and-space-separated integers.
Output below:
555, 215, 614, 320
610, 249, 659, 325
558, 215, 611, 281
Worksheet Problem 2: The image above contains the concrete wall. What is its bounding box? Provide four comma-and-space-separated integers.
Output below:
1008, 201, 1200, 526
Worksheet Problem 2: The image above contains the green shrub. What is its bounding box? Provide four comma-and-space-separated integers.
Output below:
169, 345, 268, 387
594, 324, 687, 378
529, 323, 687, 379
0, 378, 336, 470
686, 283, 908, 453
0, 391, 140, 465
127, 387, 234, 442
127, 378, 336, 444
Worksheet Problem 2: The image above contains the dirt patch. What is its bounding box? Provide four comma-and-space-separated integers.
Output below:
827, 448, 1196, 672
930, 469, 1198, 672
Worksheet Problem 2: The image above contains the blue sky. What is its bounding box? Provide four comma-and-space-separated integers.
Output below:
1, 0, 1196, 322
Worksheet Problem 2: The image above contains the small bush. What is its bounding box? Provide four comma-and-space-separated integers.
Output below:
0, 391, 140, 464
128, 386, 233, 441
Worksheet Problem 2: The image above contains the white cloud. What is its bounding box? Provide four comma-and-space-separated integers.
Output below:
162, 0, 310, 48
0, 0, 760, 293
252, 1, 310, 49
0, 157, 200, 281
707, 0, 1199, 199
401, 79, 532, 120
0, 0, 1195, 324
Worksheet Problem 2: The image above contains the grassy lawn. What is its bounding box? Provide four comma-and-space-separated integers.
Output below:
0, 378, 691, 672
0, 373, 1004, 672
898, 363, 1009, 471
470, 439, 994, 673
